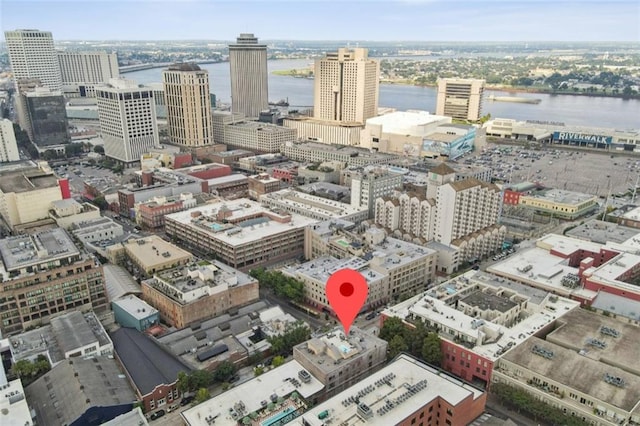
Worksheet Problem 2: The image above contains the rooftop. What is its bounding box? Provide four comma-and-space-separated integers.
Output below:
25, 357, 137, 426
365, 110, 451, 134
460, 290, 518, 313
0, 227, 81, 274
564, 219, 640, 244
9, 311, 110, 364
293, 354, 484, 426
165, 199, 318, 247
181, 360, 325, 426
0, 379, 31, 426
260, 189, 367, 219
101, 407, 148, 426
523, 188, 596, 205
166, 62, 202, 72
110, 327, 192, 395
285, 256, 386, 289
591, 291, 640, 322
0, 168, 59, 193
144, 260, 256, 304
123, 235, 192, 269
294, 327, 387, 375
112, 295, 158, 320
103, 264, 142, 303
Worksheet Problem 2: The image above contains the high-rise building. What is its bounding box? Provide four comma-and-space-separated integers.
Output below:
349, 167, 403, 218
24, 87, 70, 147
4, 29, 62, 91
229, 33, 268, 120
14, 77, 42, 132
96, 78, 159, 166
162, 63, 213, 147
57, 51, 119, 96
313, 48, 379, 124
436, 78, 485, 121
0, 119, 20, 162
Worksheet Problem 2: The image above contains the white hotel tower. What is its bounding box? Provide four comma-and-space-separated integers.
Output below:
4, 29, 62, 91
229, 33, 269, 120
96, 78, 159, 167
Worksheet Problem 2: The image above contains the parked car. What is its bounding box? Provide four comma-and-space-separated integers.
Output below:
180, 395, 195, 406
150, 409, 166, 420
365, 312, 376, 320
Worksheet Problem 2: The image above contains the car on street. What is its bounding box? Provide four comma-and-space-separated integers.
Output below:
149, 409, 166, 420
180, 395, 195, 406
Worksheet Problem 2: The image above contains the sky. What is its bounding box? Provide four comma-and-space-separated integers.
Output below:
1, 0, 639, 42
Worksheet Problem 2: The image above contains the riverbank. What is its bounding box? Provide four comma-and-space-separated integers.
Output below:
271, 69, 640, 100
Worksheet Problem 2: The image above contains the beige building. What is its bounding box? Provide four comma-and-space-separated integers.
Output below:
229, 33, 268, 120
281, 140, 398, 167
314, 48, 379, 124
282, 117, 363, 146
142, 260, 259, 328
436, 78, 485, 121
96, 78, 159, 166
49, 198, 101, 229
519, 189, 598, 220
4, 29, 62, 91
0, 164, 63, 229
57, 51, 119, 97
223, 121, 296, 153
163, 63, 213, 147
293, 327, 387, 398
0, 118, 20, 162
113, 235, 192, 276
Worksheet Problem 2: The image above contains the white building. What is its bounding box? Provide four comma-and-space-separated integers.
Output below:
314, 48, 379, 124
349, 167, 403, 218
4, 29, 62, 91
96, 77, 159, 166
229, 33, 268, 120
0, 118, 20, 162
436, 78, 485, 121
260, 189, 369, 223
162, 63, 213, 147
222, 121, 296, 153
57, 51, 119, 97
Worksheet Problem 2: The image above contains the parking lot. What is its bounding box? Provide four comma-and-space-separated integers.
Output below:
53, 162, 134, 198
465, 144, 640, 197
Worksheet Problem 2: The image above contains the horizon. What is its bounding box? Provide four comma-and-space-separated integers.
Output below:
1, 0, 639, 42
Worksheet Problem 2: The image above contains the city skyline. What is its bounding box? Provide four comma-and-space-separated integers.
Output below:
1, 0, 638, 42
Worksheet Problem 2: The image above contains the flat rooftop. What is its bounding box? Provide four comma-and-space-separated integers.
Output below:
0, 227, 81, 273
365, 110, 450, 134
502, 336, 640, 412
293, 354, 484, 426
523, 188, 596, 205
112, 295, 158, 320
0, 379, 31, 426
165, 199, 318, 247
145, 260, 255, 304
564, 219, 640, 244
0, 168, 59, 193
182, 360, 325, 426
261, 189, 366, 218
460, 290, 518, 313
284, 256, 386, 289
124, 235, 192, 268
370, 237, 437, 270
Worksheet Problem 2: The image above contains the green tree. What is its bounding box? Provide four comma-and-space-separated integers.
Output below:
387, 334, 408, 360
379, 317, 406, 342
195, 387, 210, 404
177, 371, 189, 394
93, 145, 105, 154
421, 333, 443, 366
254, 366, 264, 376
272, 355, 286, 368
267, 323, 310, 356
213, 361, 237, 383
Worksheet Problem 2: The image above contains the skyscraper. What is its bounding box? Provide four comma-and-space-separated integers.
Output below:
4, 29, 62, 91
57, 51, 119, 96
313, 48, 379, 124
0, 119, 20, 162
162, 63, 213, 147
436, 78, 485, 121
24, 87, 70, 147
229, 33, 268, 120
96, 78, 159, 166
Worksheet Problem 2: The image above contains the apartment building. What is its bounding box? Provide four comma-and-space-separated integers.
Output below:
375, 192, 435, 241
4, 29, 62, 91
314, 48, 379, 124
0, 118, 20, 162
0, 228, 107, 335
163, 63, 213, 147
349, 167, 403, 218
293, 327, 388, 398
96, 77, 159, 166
247, 173, 281, 200
135, 193, 197, 230
164, 199, 317, 271
229, 33, 268, 120
142, 260, 259, 328
261, 189, 369, 223
436, 78, 485, 121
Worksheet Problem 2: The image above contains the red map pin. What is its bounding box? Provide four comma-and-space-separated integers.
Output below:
326, 268, 368, 335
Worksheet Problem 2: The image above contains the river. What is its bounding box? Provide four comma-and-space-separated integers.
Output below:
125, 59, 640, 130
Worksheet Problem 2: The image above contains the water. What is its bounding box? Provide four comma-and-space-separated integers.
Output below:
126, 59, 640, 129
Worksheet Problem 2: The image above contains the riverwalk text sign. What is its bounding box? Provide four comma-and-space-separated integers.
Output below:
552, 132, 612, 144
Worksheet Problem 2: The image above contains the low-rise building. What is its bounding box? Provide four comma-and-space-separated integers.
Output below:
25, 357, 137, 426
49, 198, 101, 229
165, 199, 318, 271
282, 140, 399, 168
142, 260, 259, 328
206, 149, 254, 166
293, 327, 387, 398
207, 174, 249, 199
0, 378, 31, 426
493, 308, 640, 425
71, 216, 124, 245
519, 188, 599, 219
111, 235, 193, 276
222, 121, 296, 153
237, 153, 288, 173
381, 270, 580, 388
0, 228, 107, 335
260, 189, 369, 223
112, 295, 160, 332
8, 311, 113, 365
298, 161, 343, 184
135, 193, 197, 230
296, 354, 487, 426
247, 173, 281, 200
283, 116, 363, 146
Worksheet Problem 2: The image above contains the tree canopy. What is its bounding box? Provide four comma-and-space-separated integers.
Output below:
249, 268, 305, 302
